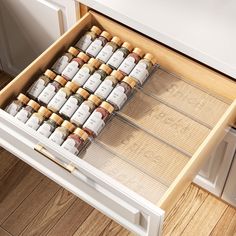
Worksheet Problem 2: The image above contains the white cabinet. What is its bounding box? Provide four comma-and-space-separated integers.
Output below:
222, 145, 236, 207
0, 0, 79, 76
194, 128, 236, 196
1, 10, 236, 236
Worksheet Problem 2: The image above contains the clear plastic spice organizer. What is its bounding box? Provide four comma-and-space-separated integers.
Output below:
78, 67, 230, 204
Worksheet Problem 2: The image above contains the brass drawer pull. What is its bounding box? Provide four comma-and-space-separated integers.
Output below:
34, 144, 75, 172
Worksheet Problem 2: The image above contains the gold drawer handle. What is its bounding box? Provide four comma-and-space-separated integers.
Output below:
34, 144, 75, 173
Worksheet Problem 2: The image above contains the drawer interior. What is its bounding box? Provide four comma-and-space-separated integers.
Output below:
0, 10, 236, 217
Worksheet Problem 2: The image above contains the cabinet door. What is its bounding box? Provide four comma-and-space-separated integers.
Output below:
0, 0, 79, 76
194, 128, 236, 196
222, 151, 236, 207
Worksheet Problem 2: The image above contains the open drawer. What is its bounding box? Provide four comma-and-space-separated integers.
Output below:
0, 11, 236, 236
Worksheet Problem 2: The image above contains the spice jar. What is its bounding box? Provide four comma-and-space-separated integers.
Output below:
107, 42, 133, 70
59, 88, 90, 120
75, 26, 102, 52
72, 58, 101, 86
62, 128, 88, 155
83, 101, 114, 137
37, 113, 63, 138
25, 106, 52, 130
51, 47, 79, 74
70, 94, 101, 127
47, 81, 79, 113
27, 70, 56, 100
94, 70, 124, 100
38, 75, 67, 106
96, 36, 122, 63
61, 52, 90, 81
49, 120, 75, 145
5, 93, 30, 116
106, 76, 136, 110
83, 64, 112, 93
129, 53, 156, 85
118, 48, 144, 75
15, 100, 40, 123
86, 31, 112, 58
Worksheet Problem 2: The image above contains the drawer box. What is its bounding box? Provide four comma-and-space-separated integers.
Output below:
0, 11, 236, 236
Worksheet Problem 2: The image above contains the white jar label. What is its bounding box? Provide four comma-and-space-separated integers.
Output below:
75, 34, 92, 51
107, 50, 124, 68
5, 103, 19, 116
60, 97, 79, 118
72, 67, 90, 86
49, 130, 65, 145
71, 103, 90, 126
96, 45, 113, 63
86, 39, 103, 57
62, 61, 79, 80
48, 90, 67, 112
15, 109, 30, 123
62, 138, 79, 155
52, 55, 69, 74
37, 123, 52, 137
83, 73, 102, 92
38, 84, 56, 105
83, 111, 105, 135
26, 116, 40, 130
27, 78, 45, 98
107, 85, 127, 109
130, 62, 149, 85
118, 56, 136, 75
95, 79, 113, 99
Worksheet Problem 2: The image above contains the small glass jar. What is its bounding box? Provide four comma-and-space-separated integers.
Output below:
83, 101, 114, 138
25, 106, 52, 130
5, 93, 30, 116
129, 53, 156, 85
38, 75, 67, 106
72, 58, 101, 86
83, 64, 112, 93
27, 70, 56, 100
15, 100, 40, 123
96, 36, 122, 63
51, 47, 79, 74
118, 48, 144, 75
47, 81, 79, 113
107, 42, 133, 70
61, 52, 90, 81
94, 70, 124, 100
37, 113, 63, 138
70, 94, 101, 127
86, 31, 112, 58
59, 88, 90, 120
75, 26, 102, 52
49, 120, 75, 145
62, 128, 88, 155
106, 76, 136, 110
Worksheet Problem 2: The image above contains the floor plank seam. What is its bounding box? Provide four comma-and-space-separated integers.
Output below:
45, 196, 78, 236
0, 176, 45, 226
0, 158, 20, 180
18, 186, 62, 235
71, 209, 97, 236
173, 189, 210, 235
208, 206, 230, 236
0, 226, 14, 236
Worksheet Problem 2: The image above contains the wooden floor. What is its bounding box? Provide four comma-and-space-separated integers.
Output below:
1, 72, 236, 236
0, 148, 236, 236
